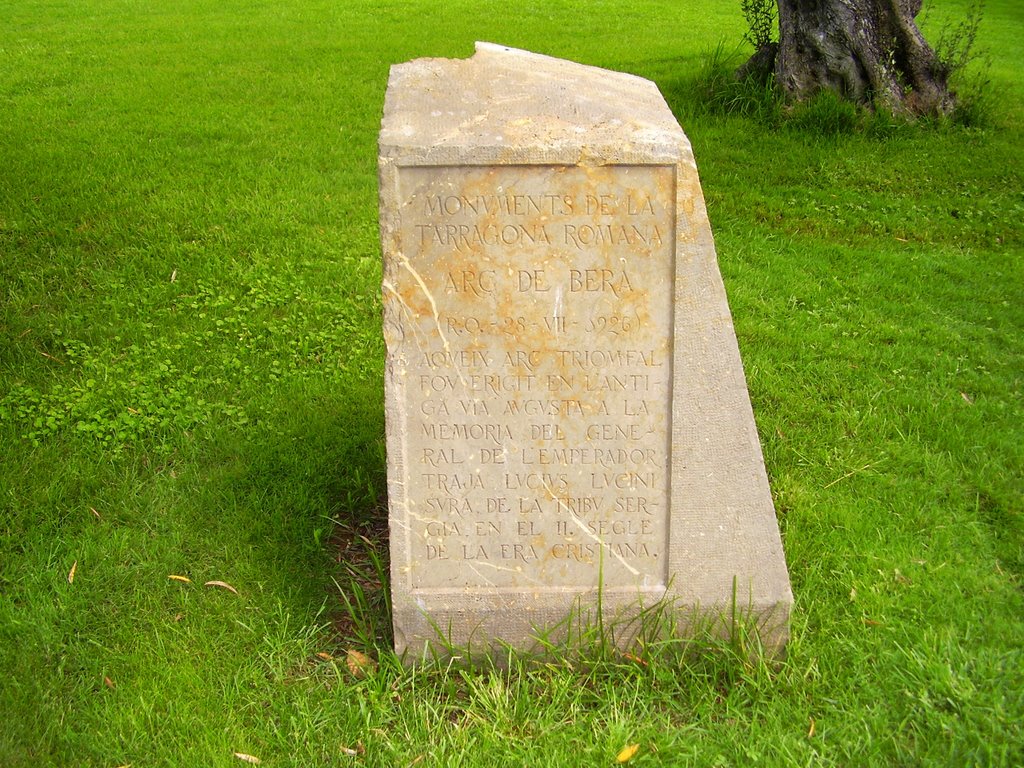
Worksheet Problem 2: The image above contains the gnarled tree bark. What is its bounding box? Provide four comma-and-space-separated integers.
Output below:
746, 0, 954, 116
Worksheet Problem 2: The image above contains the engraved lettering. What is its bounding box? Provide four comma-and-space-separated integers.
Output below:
500, 543, 538, 561
475, 520, 502, 536
425, 496, 474, 516
421, 447, 465, 466
419, 374, 458, 392
425, 544, 449, 560
485, 497, 512, 514
422, 422, 512, 444
468, 374, 537, 393
529, 423, 565, 440
462, 545, 489, 560
626, 194, 655, 215
518, 498, 544, 514
418, 350, 492, 369
517, 520, 539, 536
623, 399, 650, 415
423, 473, 485, 492
457, 399, 490, 416
585, 423, 645, 441
504, 350, 542, 370
550, 542, 654, 560
424, 193, 573, 217
417, 223, 552, 251
563, 225, 663, 249
420, 399, 450, 416
517, 270, 550, 292
568, 268, 634, 296
502, 399, 584, 417
557, 350, 661, 368
584, 194, 615, 215
479, 448, 507, 464
590, 472, 657, 490
554, 495, 602, 515
444, 270, 495, 296
614, 496, 655, 515
425, 520, 463, 537
504, 472, 568, 492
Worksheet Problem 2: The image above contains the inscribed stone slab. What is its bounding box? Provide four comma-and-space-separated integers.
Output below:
379, 43, 792, 661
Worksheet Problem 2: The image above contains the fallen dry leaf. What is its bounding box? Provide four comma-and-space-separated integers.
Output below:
316, 652, 334, 662
68, 561, 78, 584
616, 743, 640, 763
233, 753, 261, 764
621, 652, 648, 667
168, 575, 192, 584
808, 717, 816, 738
960, 392, 974, 404
89, 506, 101, 520
340, 743, 365, 756
205, 580, 238, 594
104, 676, 115, 689
346, 649, 376, 677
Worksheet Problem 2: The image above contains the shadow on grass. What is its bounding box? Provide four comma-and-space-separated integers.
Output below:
207, 375, 391, 651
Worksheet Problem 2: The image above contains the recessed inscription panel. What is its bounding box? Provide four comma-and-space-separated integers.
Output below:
391, 165, 674, 592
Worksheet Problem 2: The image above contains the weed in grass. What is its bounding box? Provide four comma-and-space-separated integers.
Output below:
331, 528, 392, 654
679, 41, 783, 123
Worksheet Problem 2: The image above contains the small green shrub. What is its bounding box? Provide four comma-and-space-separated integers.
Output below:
740, 0, 777, 50
933, 2, 994, 126
933, 1, 986, 78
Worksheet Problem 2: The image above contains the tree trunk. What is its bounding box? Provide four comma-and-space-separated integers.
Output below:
773, 0, 953, 116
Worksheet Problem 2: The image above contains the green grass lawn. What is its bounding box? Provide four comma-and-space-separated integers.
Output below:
1, 0, 1021, 765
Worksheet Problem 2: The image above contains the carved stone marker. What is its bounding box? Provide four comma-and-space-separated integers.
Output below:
379, 43, 792, 662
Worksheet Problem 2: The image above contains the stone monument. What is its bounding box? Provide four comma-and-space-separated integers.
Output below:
379, 43, 792, 662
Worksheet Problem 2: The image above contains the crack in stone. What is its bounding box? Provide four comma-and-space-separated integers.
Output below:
542, 478, 640, 577
552, 284, 564, 322
397, 254, 470, 390
382, 278, 435, 355
468, 559, 544, 587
